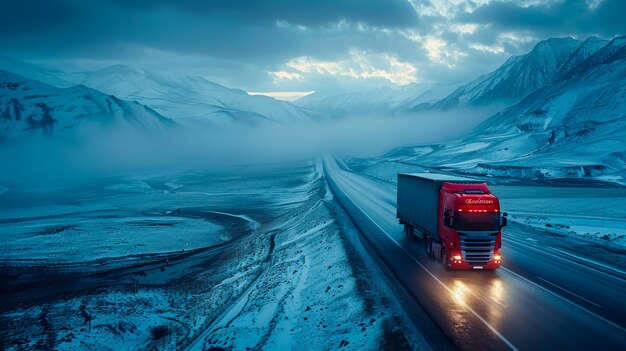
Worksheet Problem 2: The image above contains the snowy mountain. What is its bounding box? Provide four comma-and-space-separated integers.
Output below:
431, 38, 583, 109
553, 37, 609, 81
295, 82, 458, 117
0, 55, 73, 88
0, 70, 176, 140
391, 36, 626, 183
0, 57, 324, 126
70, 65, 323, 125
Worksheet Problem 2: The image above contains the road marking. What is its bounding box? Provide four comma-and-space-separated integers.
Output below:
504, 236, 626, 283
325, 160, 519, 351
536, 276, 601, 308
501, 267, 626, 333
525, 238, 537, 242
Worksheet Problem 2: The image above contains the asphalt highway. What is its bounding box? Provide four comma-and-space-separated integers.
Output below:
323, 156, 626, 350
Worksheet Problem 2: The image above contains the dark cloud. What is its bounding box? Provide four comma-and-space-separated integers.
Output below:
458, 0, 625, 38
0, 0, 418, 61
112, 0, 419, 28
0, 0, 621, 92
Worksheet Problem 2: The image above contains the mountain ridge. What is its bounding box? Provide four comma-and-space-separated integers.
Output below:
0, 70, 176, 140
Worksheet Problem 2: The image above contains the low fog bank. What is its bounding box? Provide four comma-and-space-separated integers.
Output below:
0, 108, 494, 181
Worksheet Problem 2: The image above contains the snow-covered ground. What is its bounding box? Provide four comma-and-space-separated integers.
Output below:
1, 161, 423, 350
508, 213, 626, 246
0, 174, 238, 266
491, 185, 626, 248
0, 213, 224, 263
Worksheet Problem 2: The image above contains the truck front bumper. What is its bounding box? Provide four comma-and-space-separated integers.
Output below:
450, 260, 501, 270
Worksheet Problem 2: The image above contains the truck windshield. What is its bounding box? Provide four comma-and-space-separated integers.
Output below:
455, 212, 500, 231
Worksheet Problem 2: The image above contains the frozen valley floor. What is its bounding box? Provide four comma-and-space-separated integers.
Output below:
1, 161, 424, 350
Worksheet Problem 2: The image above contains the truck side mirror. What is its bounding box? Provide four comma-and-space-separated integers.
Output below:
501, 214, 508, 227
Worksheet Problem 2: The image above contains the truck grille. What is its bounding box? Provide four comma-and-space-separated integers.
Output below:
458, 232, 497, 266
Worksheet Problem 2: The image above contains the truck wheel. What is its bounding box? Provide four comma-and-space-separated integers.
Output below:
405, 224, 415, 241
441, 250, 450, 271
425, 237, 432, 257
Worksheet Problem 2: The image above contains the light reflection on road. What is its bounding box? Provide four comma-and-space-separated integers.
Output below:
448, 275, 507, 329
453, 280, 468, 305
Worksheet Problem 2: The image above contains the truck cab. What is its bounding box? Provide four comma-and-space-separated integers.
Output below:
396, 173, 507, 270
437, 182, 505, 270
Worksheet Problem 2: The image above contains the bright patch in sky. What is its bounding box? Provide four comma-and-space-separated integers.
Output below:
470, 43, 505, 54
451, 23, 479, 34
271, 70, 303, 81
275, 50, 418, 85
247, 91, 315, 101
423, 37, 468, 67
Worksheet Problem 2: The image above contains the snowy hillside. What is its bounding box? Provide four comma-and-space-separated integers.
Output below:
0, 70, 176, 140
388, 36, 626, 183
71, 65, 323, 125
432, 38, 583, 109
296, 82, 458, 117
0, 55, 72, 88
553, 37, 609, 81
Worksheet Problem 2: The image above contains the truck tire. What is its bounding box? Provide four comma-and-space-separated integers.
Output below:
425, 237, 432, 257
405, 224, 416, 241
441, 250, 450, 271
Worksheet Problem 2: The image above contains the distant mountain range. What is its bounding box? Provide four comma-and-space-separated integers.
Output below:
0, 56, 324, 131
295, 82, 460, 118
431, 37, 583, 109
385, 36, 626, 182
2, 35, 625, 183
0, 70, 175, 140
69, 64, 324, 125
300, 36, 619, 116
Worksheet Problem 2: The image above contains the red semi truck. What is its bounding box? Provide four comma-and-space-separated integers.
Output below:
397, 173, 507, 270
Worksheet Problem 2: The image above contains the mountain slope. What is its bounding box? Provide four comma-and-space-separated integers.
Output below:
553, 37, 609, 81
295, 82, 458, 117
431, 37, 582, 109
71, 65, 322, 125
0, 55, 72, 88
392, 37, 626, 182
0, 70, 176, 140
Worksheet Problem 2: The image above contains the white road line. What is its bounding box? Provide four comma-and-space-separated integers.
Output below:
326, 161, 519, 351
501, 267, 626, 333
536, 276, 602, 308
504, 236, 626, 283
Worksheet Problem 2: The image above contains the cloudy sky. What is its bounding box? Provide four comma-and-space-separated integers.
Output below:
1, 0, 623, 97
